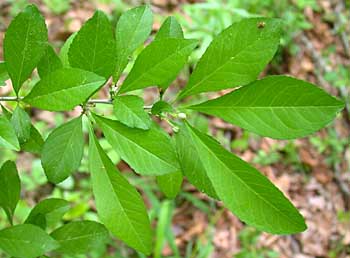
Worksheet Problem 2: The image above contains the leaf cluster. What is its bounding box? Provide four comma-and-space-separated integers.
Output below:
0, 4, 344, 257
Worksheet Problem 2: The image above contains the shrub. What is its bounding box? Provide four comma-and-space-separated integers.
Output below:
0, 4, 344, 257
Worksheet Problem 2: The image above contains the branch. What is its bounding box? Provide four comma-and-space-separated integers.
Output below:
0, 96, 153, 109
0, 96, 113, 104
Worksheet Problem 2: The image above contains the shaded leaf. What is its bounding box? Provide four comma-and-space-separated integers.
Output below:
37, 45, 63, 78
114, 5, 153, 81
93, 113, 179, 176
23, 68, 105, 111
178, 18, 282, 98
151, 100, 173, 116
3, 5, 48, 93
175, 124, 218, 199
10, 105, 31, 144
0, 161, 20, 224
20, 125, 44, 154
154, 16, 183, 40
190, 76, 345, 139
69, 11, 116, 78
51, 220, 109, 255
119, 38, 197, 93
156, 171, 183, 199
41, 116, 84, 184
0, 224, 59, 258
88, 126, 153, 254
25, 198, 70, 229
113, 95, 151, 130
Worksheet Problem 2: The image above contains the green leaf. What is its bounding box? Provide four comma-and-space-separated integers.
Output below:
177, 121, 307, 234
25, 198, 70, 229
23, 68, 105, 111
175, 124, 218, 199
59, 32, 77, 67
151, 100, 173, 116
1, 106, 44, 154
113, 95, 151, 130
190, 76, 345, 139
154, 16, 183, 40
20, 124, 44, 154
114, 5, 153, 81
1, 104, 12, 119
0, 224, 59, 258
69, 10, 116, 78
41, 116, 84, 184
93, 113, 179, 176
88, 127, 153, 254
37, 45, 63, 78
0, 115, 20, 151
0, 161, 20, 224
156, 171, 183, 199
119, 38, 197, 93
178, 18, 282, 99
0, 61, 9, 87
50, 220, 109, 255
10, 105, 31, 144
3, 4, 48, 94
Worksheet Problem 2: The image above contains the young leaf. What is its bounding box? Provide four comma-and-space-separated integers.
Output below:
151, 100, 173, 116
59, 32, 77, 67
113, 95, 151, 130
88, 127, 153, 254
37, 45, 63, 78
93, 113, 180, 176
3, 4, 48, 94
41, 116, 84, 184
177, 121, 307, 234
114, 5, 153, 81
119, 38, 197, 93
0, 161, 20, 224
20, 125, 44, 154
0, 61, 9, 86
178, 18, 282, 99
154, 16, 183, 40
69, 10, 116, 78
25, 198, 70, 229
156, 171, 183, 199
50, 220, 109, 255
0, 115, 20, 151
0, 224, 59, 258
10, 105, 32, 144
189, 76, 345, 139
23, 68, 105, 111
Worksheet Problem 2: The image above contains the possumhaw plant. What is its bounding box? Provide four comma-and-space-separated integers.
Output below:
0, 4, 345, 257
